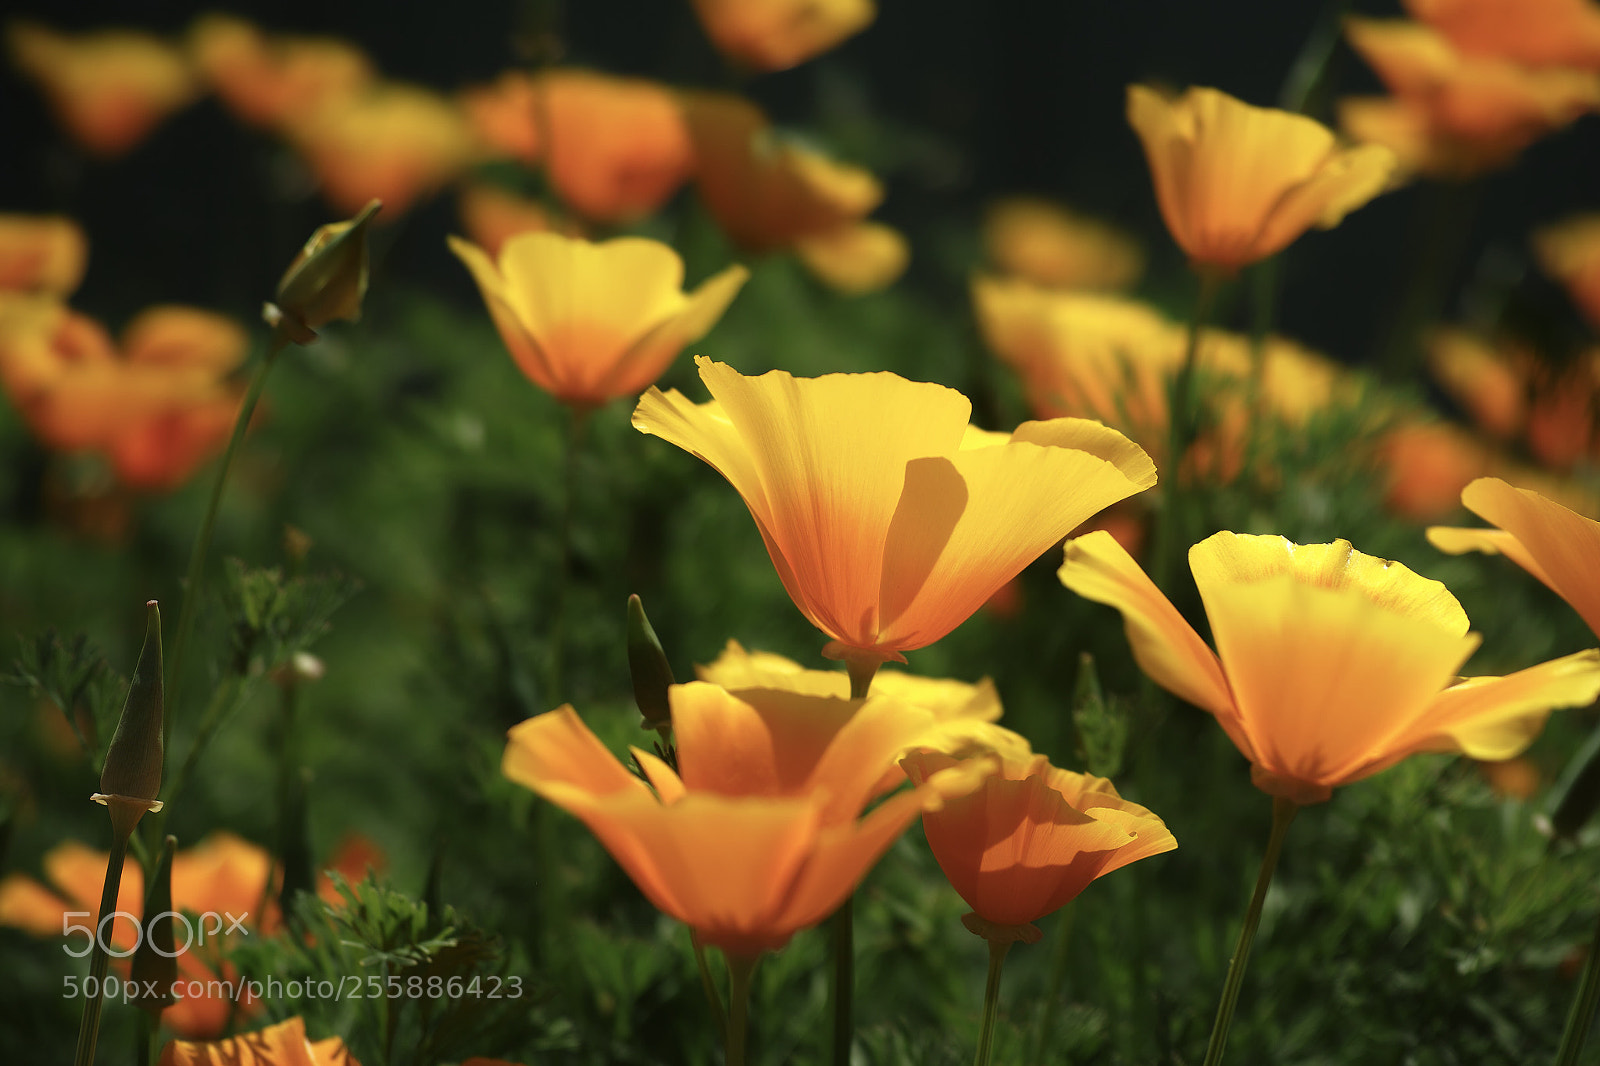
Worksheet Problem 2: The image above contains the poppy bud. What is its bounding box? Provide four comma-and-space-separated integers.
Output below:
265, 199, 380, 344
93, 601, 165, 838
626, 594, 674, 733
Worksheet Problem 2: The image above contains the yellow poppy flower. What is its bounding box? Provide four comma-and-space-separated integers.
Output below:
793, 220, 910, 294
1059, 529, 1600, 804
1429, 476, 1600, 638
983, 198, 1144, 292
1535, 214, 1600, 331
160, 1017, 359, 1066
449, 232, 748, 409
634, 357, 1156, 666
1126, 85, 1396, 273
7, 21, 198, 157
1344, 18, 1600, 175
1404, 0, 1600, 69
691, 0, 875, 72
0, 215, 86, 295
902, 751, 1174, 938
501, 682, 990, 957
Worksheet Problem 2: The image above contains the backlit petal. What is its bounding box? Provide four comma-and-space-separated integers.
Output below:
602, 263, 749, 398
1459, 476, 1600, 637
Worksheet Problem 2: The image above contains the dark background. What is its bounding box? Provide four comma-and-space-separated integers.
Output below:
2, 0, 1598, 370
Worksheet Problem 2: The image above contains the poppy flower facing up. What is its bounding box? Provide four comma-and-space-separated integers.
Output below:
1342, 18, 1600, 176
1126, 85, 1396, 273
0, 301, 247, 491
1059, 529, 1600, 804
8, 21, 200, 157
1429, 477, 1600, 639
691, 0, 875, 72
634, 358, 1157, 667
902, 751, 1175, 940
160, 1016, 360, 1066
501, 682, 992, 958
449, 232, 748, 409
0, 215, 87, 295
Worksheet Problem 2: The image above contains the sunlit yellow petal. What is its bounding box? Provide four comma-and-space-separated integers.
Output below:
603, 263, 749, 398
1458, 476, 1600, 637
1426, 525, 1559, 593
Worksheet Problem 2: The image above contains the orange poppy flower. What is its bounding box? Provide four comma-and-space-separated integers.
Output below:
633, 358, 1157, 666
902, 751, 1175, 937
188, 14, 372, 130
983, 198, 1144, 292
1343, 18, 1600, 175
1376, 418, 1495, 520
457, 184, 581, 259
1535, 214, 1600, 331
682, 92, 882, 253
0, 301, 247, 490
690, 0, 875, 72
160, 1016, 359, 1066
1059, 529, 1600, 804
0, 833, 380, 1037
7, 21, 198, 157
458, 72, 543, 167
1404, 0, 1600, 70
1429, 476, 1600, 639
282, 82, 477, 215
501, 682, 991, 957
0, 215, 87, 295
449, 232, 748, 408
697, 640, 1032, 790
1126, 85, 1396, 273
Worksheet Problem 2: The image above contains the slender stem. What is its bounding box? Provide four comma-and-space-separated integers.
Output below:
74, 830, 130, 1066
724, 952, 759, 1066
165, 327, 290, 756
547, 406, 587, 704
1200, 796, 1298, 1066
690, 931, 727, 1034
1151, 271, 1222, 594
847, 658, 880, 700
1554, 905, 1600, 1066
137, 1011, 155, 1066
974, 939, 1013, 1066
829, 894, 854, 1066
1028, 900, 1077, 1062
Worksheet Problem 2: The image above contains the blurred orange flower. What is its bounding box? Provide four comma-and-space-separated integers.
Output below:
0, 215, 87, 295
1426, 327, 1600, 469
1377, 418, 1494, 520
459, 71, 542, 167
450, 232, 748, 408
1127, 85, 1396, 273
542, 70, 694, 223
902, 751, 1174, 938
1535, 214, 1600, 330
283, 82, 476, 215
1430, 476, 1600, 638
7, 21, 199, 157
1342, 18, 1600, 176
457, 183, 581, 259
983, 198, 1144, 291
188, 14, 372, 129
1404, 0, 1600, 69
683, 92, 906, 290
634, 358, 1157, 666
691, 0, 875, 71
161, 1016, 359, 1066
1060, 529, 1600, 804
0, 833, 382, 1037
0, 301, 247, 491
502, 682, 990, 957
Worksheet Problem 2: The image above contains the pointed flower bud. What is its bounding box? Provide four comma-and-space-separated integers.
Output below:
265, 199, 380, 344
129, 835, 177, 1018
93, 601, 165, 837
627, 594, 675, 732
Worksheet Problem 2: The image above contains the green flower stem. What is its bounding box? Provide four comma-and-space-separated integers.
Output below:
1151, 270, 1223, 595
164, 324, 291, 758
724, 952, 759, 1066
1201, 795, 1298, 1066
847, 657, 880, 700
1028, 899, 1077, 1062
689, 931, 727, 1034
73, 829, 130, 1066
829, 894, 855, 1066
1554, 904, 1600, 1066
974, 938, 1013, 1066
